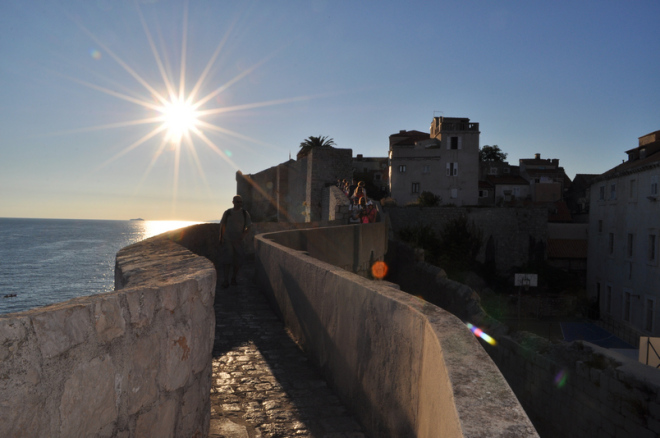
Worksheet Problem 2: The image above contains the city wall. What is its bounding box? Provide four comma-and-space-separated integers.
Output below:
389, 241, 660, 438
0, 225, 217, 438
386, 205, 548, 273
255, 223, 538, 437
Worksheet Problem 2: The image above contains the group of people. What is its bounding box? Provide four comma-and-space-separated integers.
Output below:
337, 179, 378, 224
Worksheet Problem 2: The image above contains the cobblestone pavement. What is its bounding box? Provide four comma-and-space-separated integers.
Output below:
208, 261, 366, 438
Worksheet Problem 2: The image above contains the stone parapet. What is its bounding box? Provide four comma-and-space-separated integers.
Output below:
254, 224, 538, 437
0, 227, 216, 438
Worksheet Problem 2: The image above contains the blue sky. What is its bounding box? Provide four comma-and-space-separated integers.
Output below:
1, 0, 658, 220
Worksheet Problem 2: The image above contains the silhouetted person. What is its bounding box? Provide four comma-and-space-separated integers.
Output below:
219, 195, 252, 288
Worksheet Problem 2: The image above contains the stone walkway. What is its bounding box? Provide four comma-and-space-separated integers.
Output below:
208, 261, 366, 438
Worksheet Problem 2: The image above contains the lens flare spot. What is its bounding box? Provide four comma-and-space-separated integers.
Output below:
225, 149, 233, 157
90, 49, 102, 60
554, 370, 568, 388
466, 323, 497, 346
371, 261, 388, 279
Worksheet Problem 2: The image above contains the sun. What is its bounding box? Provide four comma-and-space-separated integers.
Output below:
159, 98, 199, 143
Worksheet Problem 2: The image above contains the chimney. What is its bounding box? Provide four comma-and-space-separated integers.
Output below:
357, 154, 363, 160
534, 153, 541, 160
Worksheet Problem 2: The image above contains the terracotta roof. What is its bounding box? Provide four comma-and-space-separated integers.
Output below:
547, 239, 588, 259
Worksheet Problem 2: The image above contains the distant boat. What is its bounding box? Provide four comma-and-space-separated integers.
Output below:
130, 218, 145, 221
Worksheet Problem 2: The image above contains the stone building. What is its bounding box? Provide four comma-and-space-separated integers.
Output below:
388, 117, 480, 206
237, 146, 353, 223
519, 153, 572, 203
587, 129, 660, 340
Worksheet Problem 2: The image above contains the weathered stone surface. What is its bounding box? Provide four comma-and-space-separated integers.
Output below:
0, 317, 28, 361
60, 355, 117, 437
32, 303, 90, 358
0, 382, 48, 437
158, 323, 193, 391
135, 398, 177, 438
191, 297, 213, 374
94, 294, 126, 343
124, 334, 159, 415
125, 288, 157, 328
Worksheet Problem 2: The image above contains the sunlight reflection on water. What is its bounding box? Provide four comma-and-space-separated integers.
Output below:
0, 218, 205, 315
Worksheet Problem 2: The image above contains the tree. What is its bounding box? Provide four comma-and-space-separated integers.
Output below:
417, 191, 441, 207
297, 135, 336, 159
479, 145, 507, 162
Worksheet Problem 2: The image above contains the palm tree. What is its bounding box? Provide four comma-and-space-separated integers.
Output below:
297, 135, 336, 159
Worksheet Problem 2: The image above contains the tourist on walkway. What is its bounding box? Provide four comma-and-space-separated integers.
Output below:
219, 195, 252, 288
363, 200, 377, 223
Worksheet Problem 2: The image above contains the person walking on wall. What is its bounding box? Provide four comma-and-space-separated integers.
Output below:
219, 195, 252, 289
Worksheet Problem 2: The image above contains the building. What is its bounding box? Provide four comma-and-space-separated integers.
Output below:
478, 161, 530, 206
237, 146, 353, 223
352, 154, 389, 200
388, 117, 480, 205
587, 130, 660, 340
519, 153, 571, 203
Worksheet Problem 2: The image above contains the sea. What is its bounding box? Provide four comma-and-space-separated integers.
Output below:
0, 218, 202, 315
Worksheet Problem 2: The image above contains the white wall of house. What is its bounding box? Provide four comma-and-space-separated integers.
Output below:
588, 166, 660, 337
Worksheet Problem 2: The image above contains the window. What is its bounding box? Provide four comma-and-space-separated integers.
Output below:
411, 182, 420, 193
503, 168, 510, 174
374, 173, 381, 181
630, 179, 637, 199
627, 233, 634, 257
610, 183, 616, 200
609, 233, 614, 255
649, 234, 657, 261
422, 165, 430, 174
479, 190, 489, 198
624, 291, 631, 322
646, 298, 655, 332
398, 165, 406, 173
652, 175, 658, 196
449, 136, 461, 150
598, 220, 603, 233
451, 188, 458, 199
446, 162, 458, 176
599, 185, 605, 201
489, 167, 498, 175
606, 285, 612, 315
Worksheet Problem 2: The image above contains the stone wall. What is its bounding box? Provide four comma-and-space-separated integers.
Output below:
386, 205, 548, 273
255, 225, 538, 437
389, 242, 660, 438
322, 185, 352, 223
0, 226, 217, 438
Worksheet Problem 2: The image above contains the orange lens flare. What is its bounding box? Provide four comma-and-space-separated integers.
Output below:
371, 261, 388, 279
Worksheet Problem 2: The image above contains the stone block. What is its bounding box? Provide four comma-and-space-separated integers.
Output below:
124, 334, 159, 415
0, 317, 28, 361
191, 299, 213, 374
160, 283, 180, 312
32, 303, 90, 358
178, 374, 209, 437
135, 398, 177, 438
0, 380, 48, 437
60, 355, 117, 437
158, 324, 193, 391
126, 288, 158, 328
94, 294, 126, 343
